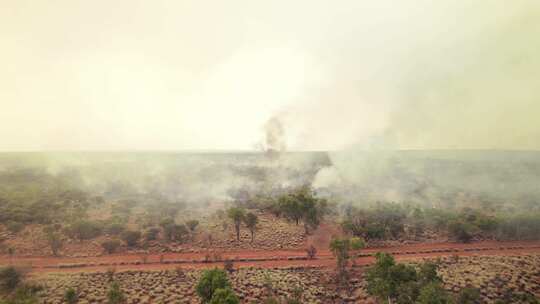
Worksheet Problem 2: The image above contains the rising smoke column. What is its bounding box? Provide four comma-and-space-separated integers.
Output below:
263, 116, 287, 159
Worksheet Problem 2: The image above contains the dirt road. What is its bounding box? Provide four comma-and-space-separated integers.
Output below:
1, 241, 539, 274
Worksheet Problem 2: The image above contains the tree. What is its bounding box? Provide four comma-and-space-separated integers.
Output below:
101, 240, 121, 254
106, 282, 126, 304
329, 237, 364, 284
64, 287, 78, 304
46, 232, 63, 256
418, 262, 441, 285
120, 231, 141, 247
366, 253, 447, 304
448, 221, 473, 243
160, 219, 189, 242
366, 253, 414, 303
278, 187, 327, 234
243, 213, 258, 243
456, 287, 481, 304
66, 220, 102, 241
2, 285, 39, 304
144, 227, 160, 241
186, 220, 199, 233
306, 245, 317, 259
0, 266, 22, 294
227, 208, 246, 241
186, 220, 199, 241
196, 268, 231, 303
416, 282, 453, 304
209, 288, 240, 304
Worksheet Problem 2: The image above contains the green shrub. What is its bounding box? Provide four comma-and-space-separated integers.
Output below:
2, 284, 40, 304
0, 266, 22, 293
416, 282, 453, 304
196, 268, 231, 303
209, 288, 239, 304
106, 282, 126, 304
456, 287, 481, 304
120, 231, 141, 247
448, 221, 473, 243
66, 221, 102, 241
64, 287, 78, 304
5, 222, 24, 234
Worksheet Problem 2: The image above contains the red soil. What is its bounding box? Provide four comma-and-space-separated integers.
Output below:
1, 240, 539, 274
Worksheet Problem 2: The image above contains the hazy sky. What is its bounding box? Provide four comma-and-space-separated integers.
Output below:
1, 0, 539, 151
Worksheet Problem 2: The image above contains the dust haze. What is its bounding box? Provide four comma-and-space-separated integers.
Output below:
1, 0, 539, 210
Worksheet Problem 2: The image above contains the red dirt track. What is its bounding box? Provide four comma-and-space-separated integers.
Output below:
2, 241, 540, 274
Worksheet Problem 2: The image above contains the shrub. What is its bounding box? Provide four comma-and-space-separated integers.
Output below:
262, 297, 280, 304
186, 220, 199, 233
106, 268, 116, 282
416, 282, 453, 304
448, 221, 473, 243
106, 282, 126, 304
243, 213, 258, 243
105, 222, 126, 236
227, 208, 246, 242
223, 260, 234, 273
3, 284, 40, 304
120, 231, 141, 247
196, 268, 231, 303
366, 253, 444, 304
456, 287, 481, 304
161, 220, 189, 242
306, 245, 317, 259
64, 287, 78, 304
66, 220, 102, 241
101, 240, 121, 254
5, 221, 24, 234
46, 232, 63, 256
0, 266, 22, 293
209, 288, 239, 304
144, 227, 160, 241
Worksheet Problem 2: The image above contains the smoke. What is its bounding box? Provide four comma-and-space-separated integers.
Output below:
262, 116, 287, 158
263, 0, 540, 152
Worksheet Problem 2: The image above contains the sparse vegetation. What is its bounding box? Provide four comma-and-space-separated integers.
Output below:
101, 240, 122, 254
106, 282, 126, 304
64, 287, 78, 304
120, 230, 141, 247
227, 207, 246, 242
244, 212, 258, 243
196, 268, 234, 303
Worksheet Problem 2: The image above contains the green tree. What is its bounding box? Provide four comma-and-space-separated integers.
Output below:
416, 282, 453, 304
66, 220, 102, 241
329, 237, 364, 283
120, 230, 141, 247
227, 208, 246, 241
160, 218, 189, 242
196, 269, 231, 303
209, 288, 240, 304
243, 212, 258, 243
106, 282, 126, 304
366, 253, 415, 303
